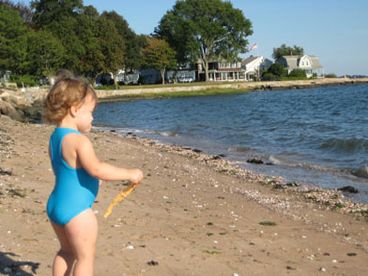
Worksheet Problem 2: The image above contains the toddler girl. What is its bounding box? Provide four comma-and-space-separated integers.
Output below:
44, 77, 143, 276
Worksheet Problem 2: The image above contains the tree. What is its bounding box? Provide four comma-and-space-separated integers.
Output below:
42, 16, 85, 72
261, 63, 287, 81
25, 30, 65, 77
142, 37, 176, 84
0, 0, 33, 25
74, 7, 105, 78
268, 63, 287, 77
31, 0, 84, 27
101, 11, 145, 72
272, 44, 304, 60
96, 16, 124, 75
155, 0, 252, 81
0, 3, 28, 74
31, 1, 125, 79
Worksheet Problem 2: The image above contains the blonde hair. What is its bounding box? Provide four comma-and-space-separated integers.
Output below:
43, 77, 97, 124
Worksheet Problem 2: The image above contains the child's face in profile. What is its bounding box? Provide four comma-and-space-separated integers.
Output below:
74, 93, 96, 133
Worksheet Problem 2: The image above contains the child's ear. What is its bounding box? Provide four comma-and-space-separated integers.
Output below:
70, 105, 78, 117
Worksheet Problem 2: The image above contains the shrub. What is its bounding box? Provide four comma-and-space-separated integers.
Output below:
10, 74, 38, 87
325, 73, 337, 78
262, 72, 279, 81
288, 69, 307, 78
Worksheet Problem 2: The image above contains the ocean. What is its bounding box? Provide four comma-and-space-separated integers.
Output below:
93, 83, 368, 203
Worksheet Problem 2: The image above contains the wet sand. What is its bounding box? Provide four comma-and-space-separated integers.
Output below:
0, 115, 367, 275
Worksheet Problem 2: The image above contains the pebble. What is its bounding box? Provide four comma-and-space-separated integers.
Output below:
147, 260, 159, 266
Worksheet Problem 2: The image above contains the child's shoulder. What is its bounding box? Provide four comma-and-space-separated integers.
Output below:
63, 132, 91, 148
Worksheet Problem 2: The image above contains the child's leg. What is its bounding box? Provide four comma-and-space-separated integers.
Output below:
51, 222, 75, 276
64, 209, 98, 276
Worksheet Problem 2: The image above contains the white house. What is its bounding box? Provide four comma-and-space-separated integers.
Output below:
241, 56, 273, 81
200, 61, 244, 81
276, 55, 323, 78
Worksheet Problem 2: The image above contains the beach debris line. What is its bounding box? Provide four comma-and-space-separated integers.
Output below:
108, 129, 368, 218
104, 182, 139, 218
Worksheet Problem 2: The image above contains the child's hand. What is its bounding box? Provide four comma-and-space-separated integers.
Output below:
129, 169, 143, 184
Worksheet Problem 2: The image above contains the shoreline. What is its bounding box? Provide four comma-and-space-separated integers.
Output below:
104, 128, 368, 219
96, 77, 368, 101
1, 78, 368, 122
1, 115, 368, 275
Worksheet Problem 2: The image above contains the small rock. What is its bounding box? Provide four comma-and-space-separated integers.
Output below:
319, 267, 326, 272
259, 220, 277, 226
147, 260, 159, 266
0, 167, 12, 176
286, 181, 299, 187
247, 158, 264, 164
347, 252, 357, 256
337, 186, 358, 193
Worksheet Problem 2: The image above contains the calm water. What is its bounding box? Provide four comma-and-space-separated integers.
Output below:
94, 84, 368, 203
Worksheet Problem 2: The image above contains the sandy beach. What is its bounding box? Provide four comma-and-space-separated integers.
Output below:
0, 114, 367, 275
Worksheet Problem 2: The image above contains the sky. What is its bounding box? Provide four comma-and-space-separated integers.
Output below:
19, 0, 368, 76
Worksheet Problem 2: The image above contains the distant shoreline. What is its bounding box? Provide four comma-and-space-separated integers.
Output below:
1, 77, 368, 122
96, 77, 368, 101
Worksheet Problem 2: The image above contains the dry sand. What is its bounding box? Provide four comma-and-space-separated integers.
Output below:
0, 115, 367, 276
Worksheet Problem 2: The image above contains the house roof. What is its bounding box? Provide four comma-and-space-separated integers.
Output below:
241, 55, 259, 65
309, 56, 322, 68
279, 55, 322, 69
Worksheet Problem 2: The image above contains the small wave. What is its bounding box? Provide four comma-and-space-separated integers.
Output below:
319, 137, 368, 153
268, 154, 344, 174
269, 155, 282, 165
351, 166, 368, 179
154, 130, 178, 137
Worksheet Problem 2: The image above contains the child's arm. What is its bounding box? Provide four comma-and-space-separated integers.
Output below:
76, 135, 143, 183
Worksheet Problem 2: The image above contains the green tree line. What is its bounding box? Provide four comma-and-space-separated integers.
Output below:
0, 0, 146, 83
1, 0, 253, 85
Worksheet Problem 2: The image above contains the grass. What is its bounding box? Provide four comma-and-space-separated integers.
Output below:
98, 87, 250, 102
110, 80, 249, 90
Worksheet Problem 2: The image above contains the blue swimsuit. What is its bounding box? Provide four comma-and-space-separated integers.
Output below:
47, 128, 99, 226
